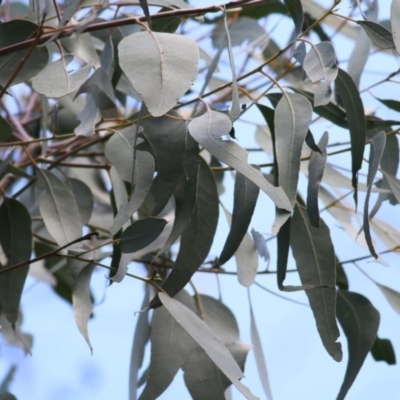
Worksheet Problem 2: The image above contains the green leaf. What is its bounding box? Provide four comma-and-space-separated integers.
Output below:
357, 20, 395, 49
274, 92, 312, 207
150, 159, 219, 307
363, 131, 386, 258
37, 168, 83, 247
120, 218, 168, 253
370, 337, 396, 365
336, 291, 380, 400
0, 116, 12, 142
188, 110, 291, 211
307, 131, 328, 227
69, 178, 94, 226
335, 68, 367, 203
139, 290, 197, 400
0, 20, 49, 87
0, 394, 17, 400
72, 264, 95, 353
375, 97, 400, 113
0, 199, 31, 325
159, 293, 259, 400
182, 295, 251, 399
118, 31, 199, 116
219, 171, 259, 266
291, 204, 342, 361
391, 0, 400, 55
32, 55, 91, 98
283, 0, 304, 38
303, 42, 338, 106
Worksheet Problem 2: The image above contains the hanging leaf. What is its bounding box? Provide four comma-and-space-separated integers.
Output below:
283, 0, 304, 38
357, 20, 395, 49
363, 131, 386, 258
293, 42, 307, 80
189, 110, 291, 211
120, 218, 168, 253
72, 264, 95, 353
0, 116, 13, 142
274, 92, 312, 206
305, 129, 321, 153
118, 31, 199, 116
335, 68, 367, 204
370, 337, 396, 365
69, 178, 94, 226
37, 168, 83, 247
159, 292, 259, 400
382, 170, 400, 203
0, 199, 31, 325
277, 214, 291, 290
219, 171, 259, 265
150, 159, 219, 308
336, 291, 380, 400
291, 204, 342, 361
391, 0, 400, 55
182, 295, 252, 399
139, 0, 151, 26
307, 131, 328, 227
375, 282, 400, 315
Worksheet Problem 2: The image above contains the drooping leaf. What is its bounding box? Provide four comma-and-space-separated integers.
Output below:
118, 31, 199, 116
391, 0, 400, 55
139, 0, 151, 26
182, 295, 252, 399
0, 199, 31, 325
335, 68, 367, 203
159, 293, 259, 400
0, 116, 12, 142
382, 170, 400, 204
305, 129, 321, 153
139, 290, 197, 400
293, 42, 307, 80
336, 291, 380, 400
283, 0, 304, 38
149, 159, 219, 308
303, 42, 338, 106
189, 110, 291, 211
69, 178, 94, 226
110, 253, 129, 283
120, 218, 168, 253
363, 131, 386, 258
32, 55, 91, 98
307, 131, 328, 227
274, 92, 312, 206
357, 20, 395, 49
37, 168, 83, 247
370, 337, 396, 365
277, 214, 291, 290
291, 204, 342, 361
72, 264, 95, 353
0, 20, 49, 87
219, 171, 259, 266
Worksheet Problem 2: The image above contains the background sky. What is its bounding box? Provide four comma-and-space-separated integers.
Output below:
2, 0, 400, 399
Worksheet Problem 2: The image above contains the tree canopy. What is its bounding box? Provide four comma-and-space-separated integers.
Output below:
1, 0, 400, 399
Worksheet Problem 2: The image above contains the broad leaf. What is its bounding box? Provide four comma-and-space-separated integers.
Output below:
0, 199, 31, 325
336, 291, 380, 400
120, 218, 168, 253
119, 31, 199, 116
37, 169, 83, 247
274, 92, 312, 206
303, 42, 338, 106
307, 131, 328, 227
335, 68, 366, 203
370, 337, 396, 365
72, 264, 95, 353
189, 110, 291, 211
357, 20, 395, 49
363, 131, 386, 258
291, 204, 342, 361
159, 293, 259, 400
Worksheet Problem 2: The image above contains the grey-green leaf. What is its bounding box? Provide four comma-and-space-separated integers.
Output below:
274, 92, 312, 206
336, 291, 380, 400
364, 131, 386, 258
37, 169, 83, 247
376, 282, 400, 315
189, 110, 291, 211
72, 264, 95, 353
357, 20, 395, 49
382, 170, 400, 204
291, 204, 342, 361
0, 199, 31, 325
118, 31, 199, 116
159, 293, 259, 400
69, 178, 94, 226
120, 218, 168, 253
391, 0, 400, 55
283, 0, 303, 38
303, 42, 338, 106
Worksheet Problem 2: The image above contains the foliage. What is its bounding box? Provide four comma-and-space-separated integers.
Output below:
1, 0, 400, 398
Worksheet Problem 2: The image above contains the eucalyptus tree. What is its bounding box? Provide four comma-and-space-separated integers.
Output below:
1, 0, 400, 399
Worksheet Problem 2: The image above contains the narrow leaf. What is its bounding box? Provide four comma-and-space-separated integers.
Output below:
391, 0, 400, 55
120, 218, 167, 253
283, 0, 304, 38
277, 214, 291, 290
159, 293, 259, 400
119, 31, 199, 116
274, 92, 312, 206
382, 170, 400, 203
139, 0, 152, 26
0, 116, 13, 142
305, 129, 321, 153
370, 337, 396, 365
335, 68, 367, 203
69, 178, 94, 226
307, 131, 328, 227
72, 264, 95, 353
357, 20, 395, 49
37, 168, 83, 247
336, 291, 380, 400
291, 204, 342, 361
75, 96, 100, 137
376, 282, 400, 315
189, 110, 291, 211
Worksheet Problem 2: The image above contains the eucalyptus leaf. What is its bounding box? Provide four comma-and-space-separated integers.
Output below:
375, 282, 400, 315
370, 337, 396, 365
75, 96, 100, 136
0, 116, 13, 142
357, 20, 395, 49
283, 0, 303, 38
69, 178, 94, 226
391, 0, 400, 55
